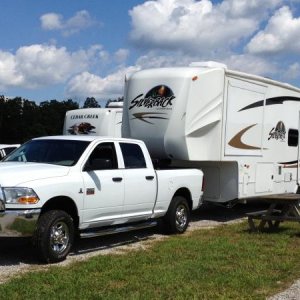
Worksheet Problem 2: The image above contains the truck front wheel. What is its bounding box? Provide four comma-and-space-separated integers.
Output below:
34, 210, 74, 263
164, 196, 190, 234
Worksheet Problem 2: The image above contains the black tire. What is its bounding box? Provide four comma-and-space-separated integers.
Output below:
33, 210, 74, 263
164, 196, 190, 234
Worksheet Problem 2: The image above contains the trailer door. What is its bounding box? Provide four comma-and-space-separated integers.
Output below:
225, 78, 267, 156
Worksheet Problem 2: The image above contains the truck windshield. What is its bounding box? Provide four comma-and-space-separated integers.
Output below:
3, 139, 90, 166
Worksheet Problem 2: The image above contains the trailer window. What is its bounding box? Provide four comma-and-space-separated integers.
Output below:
120, 143, 146, 169
288, 129, 298, 147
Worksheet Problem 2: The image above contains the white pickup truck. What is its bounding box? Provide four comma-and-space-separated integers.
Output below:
0, 136, 203, 263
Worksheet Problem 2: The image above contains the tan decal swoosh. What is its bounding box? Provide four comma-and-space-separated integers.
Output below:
283, 164, 298, 168
228, 124, 261, 150
131, 112, 168, 124
279, 160, 298, 168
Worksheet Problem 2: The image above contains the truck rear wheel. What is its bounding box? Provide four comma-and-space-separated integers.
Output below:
34, 210, 74, 263
164, 196, 190, 234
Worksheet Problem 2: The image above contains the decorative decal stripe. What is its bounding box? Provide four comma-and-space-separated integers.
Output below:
228, 124, 261, 150
279, 160, 299, 168
238, 100, 264, 112
266, 96, 300, 105
283, 165, 297, 168
239, 96, 300, 112
131, 112, 169, 124
279, 160, 298, 165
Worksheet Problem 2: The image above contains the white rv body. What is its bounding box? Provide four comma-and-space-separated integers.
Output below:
122, 65, 300, 203
63, 107, 123, 137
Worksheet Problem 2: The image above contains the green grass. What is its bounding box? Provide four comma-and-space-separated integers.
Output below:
0, 222, 300, 299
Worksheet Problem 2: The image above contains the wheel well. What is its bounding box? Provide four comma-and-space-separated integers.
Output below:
41, 196, 79, 229
173, 188, 192, 210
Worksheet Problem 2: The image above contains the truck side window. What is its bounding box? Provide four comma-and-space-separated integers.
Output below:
88, 142, 118, 170
120, 143, 146, 169
288, 129, 298, 147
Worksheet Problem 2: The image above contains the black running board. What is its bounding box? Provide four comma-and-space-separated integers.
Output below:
80, 220, 158, 239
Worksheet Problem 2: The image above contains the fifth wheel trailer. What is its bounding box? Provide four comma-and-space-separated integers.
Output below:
63, 102, 123, 137
122, 62, 300, 204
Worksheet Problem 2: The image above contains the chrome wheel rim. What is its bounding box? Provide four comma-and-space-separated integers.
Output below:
50, 221, 69, 254
175, 204, 188, 230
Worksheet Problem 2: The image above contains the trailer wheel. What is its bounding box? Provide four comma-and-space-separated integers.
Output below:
164, 196, 190, 234
33, 210, 74, 263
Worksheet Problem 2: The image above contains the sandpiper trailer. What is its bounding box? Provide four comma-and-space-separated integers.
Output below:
63, 102, 123, 137
122, 62, 300, 204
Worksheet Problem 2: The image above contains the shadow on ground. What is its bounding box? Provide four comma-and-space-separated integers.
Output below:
0, 200, 269, 266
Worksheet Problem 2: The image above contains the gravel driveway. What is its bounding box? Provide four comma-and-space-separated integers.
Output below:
0, 201, 299, 299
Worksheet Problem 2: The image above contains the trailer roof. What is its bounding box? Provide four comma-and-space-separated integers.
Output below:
225, 69, 300, 93
128, 64, 300, 93
189, 61, 300, 92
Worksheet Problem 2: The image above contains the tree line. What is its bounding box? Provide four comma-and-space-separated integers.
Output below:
0, 96, 123, 144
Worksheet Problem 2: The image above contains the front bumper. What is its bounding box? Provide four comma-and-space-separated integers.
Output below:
0, 203, 41, 237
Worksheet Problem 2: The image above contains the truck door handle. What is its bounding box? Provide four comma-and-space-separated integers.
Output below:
146, 176, 154, 180
112, 177, 123, 182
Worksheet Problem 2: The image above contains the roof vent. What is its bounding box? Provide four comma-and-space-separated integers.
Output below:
189, 61, 227, 69
107, 102, 123, 108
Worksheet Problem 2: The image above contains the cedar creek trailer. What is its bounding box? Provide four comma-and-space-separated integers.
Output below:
122, 62, 300, 204
63, 102, 123, 137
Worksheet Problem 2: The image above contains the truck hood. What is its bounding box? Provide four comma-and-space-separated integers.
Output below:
0, 162, 70, 186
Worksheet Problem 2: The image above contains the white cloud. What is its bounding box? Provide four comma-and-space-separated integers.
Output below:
0, 52, 23, 89
224, 54, 278, 77
114, 49, 129, 64
220, 0, 283, 18
2, 0, 299, 101
0, 44, 107, 89
135, 51, 192, 68
283, 62, 300, 79
247, 6, 300, 54
126, 0, 300, 86
66, 66, 140, 99
135, 51, 278, 79
40, 10, 95, 36
129, 0, 281, 54
40, 13, 63, 30
81, 44, 111, 68
15, 45, 89, 88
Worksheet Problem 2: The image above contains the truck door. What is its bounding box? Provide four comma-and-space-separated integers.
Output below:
81, 142, 124, 225
119, 142, 156, 218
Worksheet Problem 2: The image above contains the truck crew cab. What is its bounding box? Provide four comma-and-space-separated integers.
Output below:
0, 136, 203, 263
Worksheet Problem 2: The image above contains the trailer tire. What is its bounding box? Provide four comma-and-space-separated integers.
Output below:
33, 210, 74, 263
164, 195, 190, 234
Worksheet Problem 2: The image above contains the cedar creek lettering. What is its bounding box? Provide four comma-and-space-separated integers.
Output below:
71, 114, 99, 120
129, 94, 174, 110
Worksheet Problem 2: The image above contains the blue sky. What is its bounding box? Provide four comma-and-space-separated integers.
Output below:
0, 0, 300, 106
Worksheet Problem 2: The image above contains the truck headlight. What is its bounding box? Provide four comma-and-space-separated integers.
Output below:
2, 187, 39, 204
